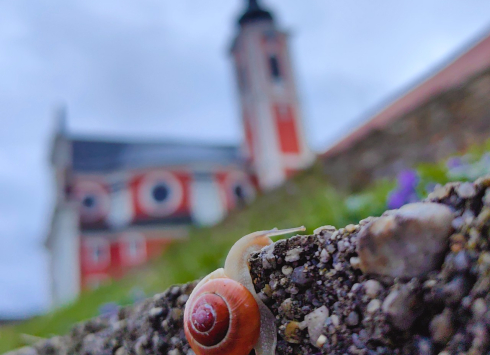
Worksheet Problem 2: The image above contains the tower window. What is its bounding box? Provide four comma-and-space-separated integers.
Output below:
269, 55, 281, 80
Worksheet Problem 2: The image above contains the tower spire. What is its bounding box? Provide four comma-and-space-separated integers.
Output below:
248, 0, 260, 10
238, 0, 273, 26
54, 103, 68, 136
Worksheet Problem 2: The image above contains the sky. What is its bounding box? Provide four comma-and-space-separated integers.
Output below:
1, 0, 490, 318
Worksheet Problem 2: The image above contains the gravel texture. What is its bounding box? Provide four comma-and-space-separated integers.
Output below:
7, 176, 490, 355
7, 282, 198, 355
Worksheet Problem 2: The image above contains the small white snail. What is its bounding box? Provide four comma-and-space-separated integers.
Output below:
184, 226, 306, 355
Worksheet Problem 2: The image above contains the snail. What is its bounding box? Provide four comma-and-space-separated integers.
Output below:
184, 226, 306, 355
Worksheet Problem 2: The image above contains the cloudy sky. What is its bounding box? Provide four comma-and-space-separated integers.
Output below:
1, 0, 490, 318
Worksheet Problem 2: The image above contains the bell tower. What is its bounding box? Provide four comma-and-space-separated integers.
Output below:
231, 0, 315, 190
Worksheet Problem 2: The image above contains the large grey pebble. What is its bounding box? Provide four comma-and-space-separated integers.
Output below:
357, 202, 454, 279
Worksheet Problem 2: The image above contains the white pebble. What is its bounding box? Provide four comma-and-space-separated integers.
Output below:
282, 265, 293, 275
337, 241, 346, 252
351, 283, 361, 292
285, 247, 303, 262
345, 224, 357, 233
316, 334, 328, 348
303, 306, 330, 347
350, 257, 361, 269
320, 249, 330, 263
456, 182, 476, 199
367, 299, 381, 314
472, 298, 487, 318
364, 280, 382, 298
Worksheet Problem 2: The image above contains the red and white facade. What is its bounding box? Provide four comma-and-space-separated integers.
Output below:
46, 148, 260, 305
46, 0, 314, 307
80, 230, 175, 290
231, 1, 315, 190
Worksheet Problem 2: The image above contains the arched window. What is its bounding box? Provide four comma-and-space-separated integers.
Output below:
233, 184, 246, 208
137, 171, 184, 217
120, 233, 147, 266
73, 180, 110, 223
152, 183, 170, 203
269, 55, 281, 80
83, 237, 111, 270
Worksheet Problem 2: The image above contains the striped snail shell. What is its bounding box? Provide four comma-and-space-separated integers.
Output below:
184, 226, 306, 355
184, 276, 260, 354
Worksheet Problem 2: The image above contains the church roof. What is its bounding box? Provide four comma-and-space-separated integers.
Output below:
70, 136, 243, 173
238, 0, 273, 26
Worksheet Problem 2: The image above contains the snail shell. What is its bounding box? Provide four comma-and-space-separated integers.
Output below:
184, 226, 306, 355
184, 277, 260, 354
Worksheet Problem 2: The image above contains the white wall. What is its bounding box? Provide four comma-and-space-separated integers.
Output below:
190, 175, 226, 226
49, 204, 80, 307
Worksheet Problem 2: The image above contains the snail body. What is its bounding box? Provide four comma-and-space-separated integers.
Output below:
184, 226, 306, 355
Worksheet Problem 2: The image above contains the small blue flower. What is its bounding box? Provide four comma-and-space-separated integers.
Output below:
99, 302, 119, 317
446, 157, 463, 170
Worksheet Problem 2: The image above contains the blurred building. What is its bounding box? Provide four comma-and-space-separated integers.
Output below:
46, 0, 313, 307
322, 28, 490, 190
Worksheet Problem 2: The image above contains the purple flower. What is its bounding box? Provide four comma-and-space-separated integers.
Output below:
387, 169, 420, 209
387, 189, 406, 209
446, 157, 463, 170
397, 169, 418, 190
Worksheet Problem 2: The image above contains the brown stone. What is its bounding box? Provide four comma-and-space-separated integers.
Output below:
382, 281, 422, 331
357, 202, 454, 279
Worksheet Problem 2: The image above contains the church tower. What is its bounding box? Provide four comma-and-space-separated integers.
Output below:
231, 0, 315, 190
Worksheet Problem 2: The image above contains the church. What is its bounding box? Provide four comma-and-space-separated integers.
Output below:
45, 0, 315, 307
